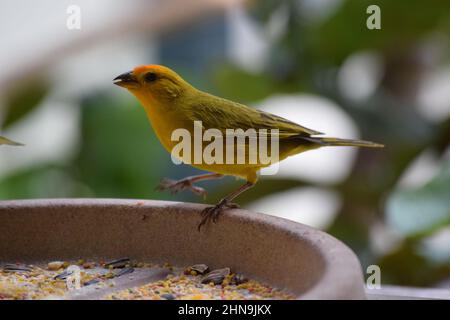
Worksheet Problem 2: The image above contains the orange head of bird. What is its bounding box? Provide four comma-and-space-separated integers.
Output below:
113, 65, 191, 101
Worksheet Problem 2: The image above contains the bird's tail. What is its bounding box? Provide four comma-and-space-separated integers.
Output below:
303, 136, 384, 148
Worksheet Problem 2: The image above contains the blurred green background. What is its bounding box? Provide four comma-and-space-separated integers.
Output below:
1, 0, 450, 288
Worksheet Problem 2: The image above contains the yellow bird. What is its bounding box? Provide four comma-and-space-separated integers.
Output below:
114, 65, 383, 229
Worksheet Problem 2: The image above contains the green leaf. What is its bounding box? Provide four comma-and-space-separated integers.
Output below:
0, 136, 24, 146
386, 161, 450, 236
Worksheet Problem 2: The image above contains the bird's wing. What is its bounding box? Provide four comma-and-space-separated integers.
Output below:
257, 110, 323, 136
187, 96, 323, 138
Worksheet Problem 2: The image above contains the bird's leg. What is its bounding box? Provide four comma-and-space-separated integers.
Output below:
198, 181, 255, 231
156, 173, 223, 197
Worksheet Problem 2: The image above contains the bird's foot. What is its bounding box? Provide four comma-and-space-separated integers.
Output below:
197, 199, 240, 231
156, 178, 207, 197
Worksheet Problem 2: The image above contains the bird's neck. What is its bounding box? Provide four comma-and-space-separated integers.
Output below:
131, 90, 182, 150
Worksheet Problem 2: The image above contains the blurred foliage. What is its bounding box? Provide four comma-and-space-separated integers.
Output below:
1, 0, 450, 287
1, 78, 49, 129
75, 94, 173, 199
213, 65, 276, 103
307, 0, 450, 64
387, 161, 450, 237
0, 164, 88, 199
378, 240, 450, 286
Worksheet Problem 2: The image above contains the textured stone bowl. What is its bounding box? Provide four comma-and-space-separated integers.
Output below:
0, 199, 365, 299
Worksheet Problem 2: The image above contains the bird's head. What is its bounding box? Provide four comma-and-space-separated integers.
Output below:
113, 65, 191, 102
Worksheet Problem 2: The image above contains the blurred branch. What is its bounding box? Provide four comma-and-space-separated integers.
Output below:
0, 0, 246, 93
0, 136, 24, 146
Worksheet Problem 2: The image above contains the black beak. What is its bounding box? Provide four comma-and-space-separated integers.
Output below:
113, 71, 138, 87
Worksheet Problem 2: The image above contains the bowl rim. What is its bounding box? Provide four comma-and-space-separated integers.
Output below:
0, 198, 366, 299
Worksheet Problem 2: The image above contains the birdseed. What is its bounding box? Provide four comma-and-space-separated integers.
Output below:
0, 260, 294, 300
106, 265, 294, 300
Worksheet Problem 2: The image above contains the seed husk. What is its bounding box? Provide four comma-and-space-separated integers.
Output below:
231, 273, 248, 285
54, 270, 72, 280
160, 293, 175, 300
104, 258, 130, 269
84, 278, 101, 286
3, 264, 32, 273
201, 268, 230, 285
189, 264, 209, 275
114, 267, 134, 278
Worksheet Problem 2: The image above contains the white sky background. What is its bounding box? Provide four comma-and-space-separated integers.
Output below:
0, 0, 152, 175
0, 0, 448, 230
0, 0, 141, 78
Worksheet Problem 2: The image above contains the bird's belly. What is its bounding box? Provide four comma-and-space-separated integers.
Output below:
151, 125, 267, 180
144, 110, 303, 182
145, 110, 186, 153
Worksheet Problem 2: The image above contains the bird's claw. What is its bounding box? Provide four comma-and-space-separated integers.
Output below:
197, 200, 240, 231
156, 178, 207, 197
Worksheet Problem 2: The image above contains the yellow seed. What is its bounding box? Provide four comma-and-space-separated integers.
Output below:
47, 261, 64, 271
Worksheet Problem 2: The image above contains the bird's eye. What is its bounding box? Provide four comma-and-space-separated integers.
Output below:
144, 72, 158, 82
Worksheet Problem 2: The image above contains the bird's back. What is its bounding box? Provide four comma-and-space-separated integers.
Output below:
183, 90, 321, 138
